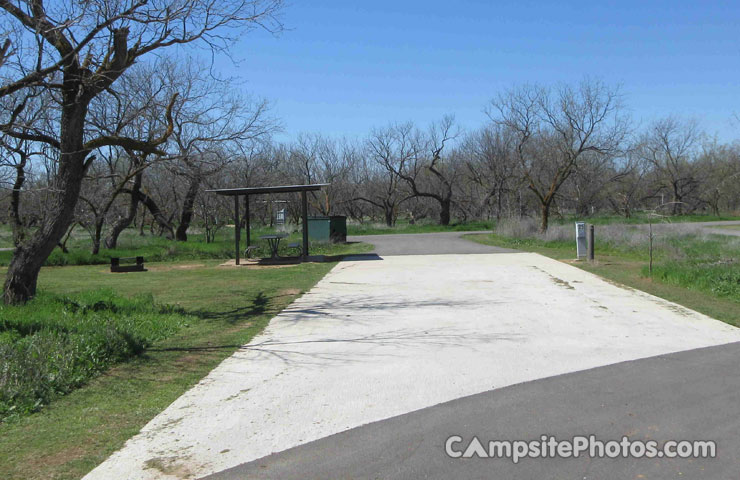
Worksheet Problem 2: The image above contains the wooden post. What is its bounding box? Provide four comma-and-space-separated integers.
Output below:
245, 194, 251, 249
301, 190, 309, 258
588, 224, 594, 262
234, 195, 240, 265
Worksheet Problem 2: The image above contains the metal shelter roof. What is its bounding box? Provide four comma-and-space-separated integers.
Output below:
207, 184, 329, 196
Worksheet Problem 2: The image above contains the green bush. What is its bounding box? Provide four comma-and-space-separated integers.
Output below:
0, 290, 188, 420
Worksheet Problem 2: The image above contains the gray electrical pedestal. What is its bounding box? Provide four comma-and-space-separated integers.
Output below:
575, 221, 587, 259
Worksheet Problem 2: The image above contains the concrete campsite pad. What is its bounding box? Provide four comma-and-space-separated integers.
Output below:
84, 252, 740, 480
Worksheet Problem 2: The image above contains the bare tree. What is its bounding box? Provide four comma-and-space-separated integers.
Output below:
636, 117, 702, 215
361, 124, 417, 226
696, 141, 740, 216
122, 175, 176, 238
0, 88, 62, 248
487, 79, 628, 231
78, 61, 177, 253
368, 117, 460, 225
462, 125, 521, 220
0, 0, 283, 303
604, 150, 649, 218
565, 150, 634, 216
1, 137, 40, 246
287, 134, 357, 215
196, 176, 232, 243
161, 61, 277, 242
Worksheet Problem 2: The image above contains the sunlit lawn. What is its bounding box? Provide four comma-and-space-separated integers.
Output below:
0, 250, 367, 480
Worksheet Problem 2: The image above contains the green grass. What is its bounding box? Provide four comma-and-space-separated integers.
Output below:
644, 235, 740, 301
649, 261, 740, 299
0, 226, 12, 249
466, 231, 740, 326
0, 241, 369, 480
0, 290, 188, 420
347, 220, 492, 236
0, 226, 368, 266
715, 224, 740, 231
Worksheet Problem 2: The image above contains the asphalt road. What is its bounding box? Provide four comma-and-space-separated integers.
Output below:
689, 220, 740, 237
206, 341, 740, 480
348, 230, 516, 255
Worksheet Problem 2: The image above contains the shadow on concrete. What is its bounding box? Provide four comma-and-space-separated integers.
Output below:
279, 295, 505, 321
233, 325, 525, 368
338, 253, 383, 262
148, 325, 523, 367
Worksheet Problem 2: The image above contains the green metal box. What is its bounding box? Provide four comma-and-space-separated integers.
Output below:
308, 216, 347, 243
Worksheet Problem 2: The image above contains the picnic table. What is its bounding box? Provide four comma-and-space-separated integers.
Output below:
260, 233, 288, 258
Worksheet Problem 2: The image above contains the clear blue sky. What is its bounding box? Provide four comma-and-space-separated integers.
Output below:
217, 0, 740, 142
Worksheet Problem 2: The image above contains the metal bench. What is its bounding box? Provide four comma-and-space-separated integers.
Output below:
287, 242, 301, 255
110, 256, 146, 273
244, 245, 258, 258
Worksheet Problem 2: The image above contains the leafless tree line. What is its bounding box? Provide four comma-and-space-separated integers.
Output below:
4, 78, 740, 246
0, 2, 738, 304
5, 78, 738, 247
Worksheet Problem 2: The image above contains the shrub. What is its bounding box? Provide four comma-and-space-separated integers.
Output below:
0, 290, 188, 420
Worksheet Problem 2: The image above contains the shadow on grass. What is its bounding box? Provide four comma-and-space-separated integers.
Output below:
0, 319, 72, 336
146, 290, 302, 354
147, 344, 244, 353
188, 292, 270, 324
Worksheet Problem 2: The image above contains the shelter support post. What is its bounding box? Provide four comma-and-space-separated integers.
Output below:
245, 195, 251, 249
301, 190, 309, 258
234, 195, 240, 265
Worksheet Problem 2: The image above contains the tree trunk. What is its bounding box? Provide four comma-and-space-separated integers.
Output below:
58, 223, 76, 254
384, 203, 395, 227
175, 177, 200, 242
4, 103, 89, 304
672, 182, 683, 215
439, 198, 451, 225
124, 188, 174, 239
709, 196, 720, 216
539, 201, 551, 233
139, 208, 147, 236
10, 155, 27, 247
105, 172, 143, 249
91, 219, 103, 255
